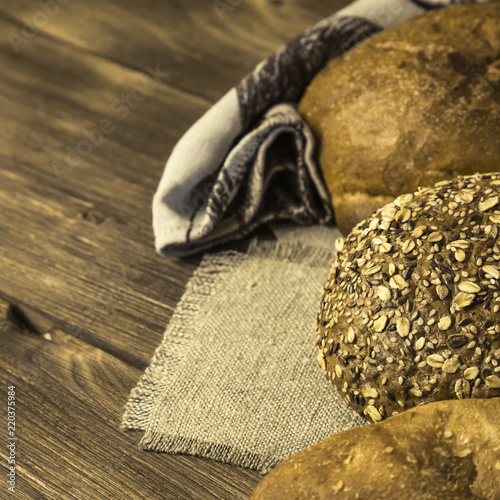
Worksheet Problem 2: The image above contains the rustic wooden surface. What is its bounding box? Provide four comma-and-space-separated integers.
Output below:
0, 1, 349, 498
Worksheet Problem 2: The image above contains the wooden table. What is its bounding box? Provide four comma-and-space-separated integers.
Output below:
0, 1, 348, 498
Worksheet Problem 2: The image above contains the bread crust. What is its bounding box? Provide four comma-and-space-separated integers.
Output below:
250, 397, 500, 500
298, 3, 500, 234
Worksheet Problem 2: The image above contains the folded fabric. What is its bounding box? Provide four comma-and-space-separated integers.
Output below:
122, 228, 366, 474
152, 0, 487, 257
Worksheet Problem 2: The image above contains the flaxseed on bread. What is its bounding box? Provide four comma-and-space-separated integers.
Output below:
316, 172, 500, 423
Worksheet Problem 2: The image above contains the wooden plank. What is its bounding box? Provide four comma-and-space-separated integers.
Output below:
0, 17, 205, 366
0, 297, 261, 499
0, 0, 350, 364
0, 0, 348, 103
0, 1, 353, 497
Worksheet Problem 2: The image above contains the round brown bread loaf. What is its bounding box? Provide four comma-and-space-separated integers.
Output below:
298, 3, 500, 235
316, 172, 500, 423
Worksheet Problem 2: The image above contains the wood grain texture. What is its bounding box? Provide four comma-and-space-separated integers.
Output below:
0, 0, 350, 498
1, 0, 344, 102
0, 298, 260, 499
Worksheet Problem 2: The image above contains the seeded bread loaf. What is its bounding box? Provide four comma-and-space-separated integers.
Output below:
250, 397, 500, 500
316, 172, 500, 423
298, 3, 500, 235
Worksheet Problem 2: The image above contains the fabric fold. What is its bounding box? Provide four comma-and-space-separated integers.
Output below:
155, 104, 335, 256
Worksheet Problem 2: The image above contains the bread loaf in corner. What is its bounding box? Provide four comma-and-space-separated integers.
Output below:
298, 3, 500, 235
250, 397, 500, 500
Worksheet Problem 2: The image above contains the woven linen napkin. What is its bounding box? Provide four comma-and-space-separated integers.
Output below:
152, 0, 491, 257
122, 227, 365, 474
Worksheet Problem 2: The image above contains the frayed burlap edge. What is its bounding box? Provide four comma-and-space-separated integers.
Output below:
121, 239, 340, 474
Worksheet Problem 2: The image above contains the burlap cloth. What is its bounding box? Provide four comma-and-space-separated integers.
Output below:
121, 226, 365, 474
